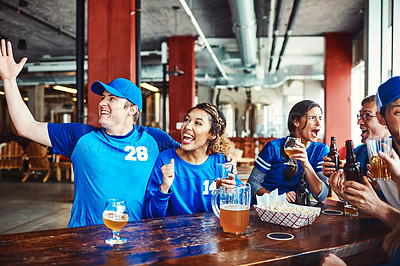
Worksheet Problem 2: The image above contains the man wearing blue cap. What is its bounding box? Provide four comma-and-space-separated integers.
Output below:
0, 39, 179, 227
324, 76, 400, 265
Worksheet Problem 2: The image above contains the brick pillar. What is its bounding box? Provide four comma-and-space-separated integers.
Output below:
87, 0, 137, 126
324, 32, 352, 151
168, 36, 196, 141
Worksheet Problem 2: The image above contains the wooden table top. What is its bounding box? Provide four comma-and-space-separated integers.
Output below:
0, 199, 391, 265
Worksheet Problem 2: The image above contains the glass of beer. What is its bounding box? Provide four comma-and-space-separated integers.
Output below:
211, 184, 251, 234
103, 199, 129, 245
344, 201, 359, 216
284, 137, 301, 166
366, 137, 392, 180
215, 162, 234, 189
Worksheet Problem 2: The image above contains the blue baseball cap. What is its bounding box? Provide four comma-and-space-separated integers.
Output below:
376, 76, 400, 112
91, 78, 142, 111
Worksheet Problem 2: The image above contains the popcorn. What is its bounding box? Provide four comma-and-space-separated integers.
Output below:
254, 189, 321, 228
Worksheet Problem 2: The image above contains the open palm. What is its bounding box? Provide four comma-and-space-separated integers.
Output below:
0, 39, 27, 80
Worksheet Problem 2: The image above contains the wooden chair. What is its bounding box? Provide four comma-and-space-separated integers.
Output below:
53, 154, 74, 182
22, 142, 52, 183
0, 141, 24, 180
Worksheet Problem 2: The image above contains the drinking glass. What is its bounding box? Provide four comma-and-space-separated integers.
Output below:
211, 184, 251, 234
103, 199, 129, 245
284, 137, 301, 166
215, 162, 234, 189
366, 137, 392, 180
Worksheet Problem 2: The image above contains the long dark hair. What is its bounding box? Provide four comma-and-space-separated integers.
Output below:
287, 100, 322, 137
284, 100, 322, 182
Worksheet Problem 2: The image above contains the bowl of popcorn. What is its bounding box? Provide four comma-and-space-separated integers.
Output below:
254, 189, 321, 228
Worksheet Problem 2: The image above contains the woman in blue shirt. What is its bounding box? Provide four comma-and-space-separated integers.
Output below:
143, 103, 242, 218
248, 100, 329, 203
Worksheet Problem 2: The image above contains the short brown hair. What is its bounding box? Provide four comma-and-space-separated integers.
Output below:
124, 100, 140, 123
361, 95, 376, 106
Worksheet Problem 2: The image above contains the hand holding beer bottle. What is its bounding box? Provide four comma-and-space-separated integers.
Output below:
343, 140, 363, 216
322, 136, 342, 177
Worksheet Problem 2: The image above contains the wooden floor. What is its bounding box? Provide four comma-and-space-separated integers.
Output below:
0, 171, 74, 235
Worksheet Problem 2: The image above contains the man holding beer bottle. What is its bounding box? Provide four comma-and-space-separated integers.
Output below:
329, 76, 400, 213
322, 95, 390, 177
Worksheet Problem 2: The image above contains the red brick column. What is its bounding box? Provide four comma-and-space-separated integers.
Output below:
87, 0, 137, 126
324, 32, 352, 150
168, 36, 196, 141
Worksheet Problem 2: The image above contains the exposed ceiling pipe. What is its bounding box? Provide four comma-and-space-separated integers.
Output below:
276, 0, 302, 71
0, 0, 75, 40
179, 0, 229, 81
228, 0, 257, 68
268, 0, 285, 72
267, 0, 276, 61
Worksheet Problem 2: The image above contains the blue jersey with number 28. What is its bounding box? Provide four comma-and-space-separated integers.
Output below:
48, 123, 178, 227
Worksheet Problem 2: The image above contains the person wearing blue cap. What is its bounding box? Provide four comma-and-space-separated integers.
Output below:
0, 39, 179, 227
323, 76, 400, 265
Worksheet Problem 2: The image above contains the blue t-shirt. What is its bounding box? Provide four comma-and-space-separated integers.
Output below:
143, 148, 243, 218
355, 143, 369, 176
48, 123, 179, 227
253, 137, 329, 201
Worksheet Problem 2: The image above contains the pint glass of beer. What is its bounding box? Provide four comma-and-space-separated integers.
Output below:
211, 184, 251, 234
366, 138, 392, 180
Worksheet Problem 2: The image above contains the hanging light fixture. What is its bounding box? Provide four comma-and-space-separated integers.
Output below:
18, 0, 29, 7
17, 39, 27, 50
168, 6, 184, 76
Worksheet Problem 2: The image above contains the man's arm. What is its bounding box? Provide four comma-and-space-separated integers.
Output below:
0, 40, 51, 146
344, 176, 400, 229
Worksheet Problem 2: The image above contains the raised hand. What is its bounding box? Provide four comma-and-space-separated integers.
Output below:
160, 159, 175, 193
0, 39, 28, 81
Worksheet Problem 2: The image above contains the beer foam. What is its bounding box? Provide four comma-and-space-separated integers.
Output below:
221, 204, 249, 211
103, 210, 128, 221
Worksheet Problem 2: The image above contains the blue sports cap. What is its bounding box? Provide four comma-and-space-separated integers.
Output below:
376, 76, 400, 112
91, 78, 142, 111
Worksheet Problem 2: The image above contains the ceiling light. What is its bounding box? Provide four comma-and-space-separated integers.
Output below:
18, 0, 29, 7
53, 85, 77, 94
140, 83, 159, 92
168, 66, 184, 76
0, 91, 5, 95
169, 6, 184, 77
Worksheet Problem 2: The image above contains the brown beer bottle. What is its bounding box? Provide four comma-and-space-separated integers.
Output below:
327, 136, 340, 172
296, 171, 310, 206
344, 140, 363, 183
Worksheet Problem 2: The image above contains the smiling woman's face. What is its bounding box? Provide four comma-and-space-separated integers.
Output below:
180, 108, 213, 153
294, 106, 322, 143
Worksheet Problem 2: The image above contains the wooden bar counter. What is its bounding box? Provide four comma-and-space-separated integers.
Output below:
0, 199, 391, 265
